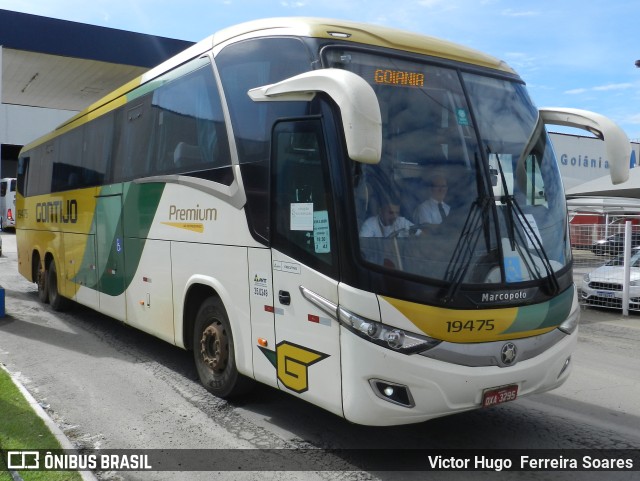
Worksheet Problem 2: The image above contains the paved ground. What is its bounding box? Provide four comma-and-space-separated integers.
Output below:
1, 231, 639, 481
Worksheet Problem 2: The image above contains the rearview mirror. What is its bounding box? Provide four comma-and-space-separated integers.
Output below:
540, 108, 630, 185
248, 69, 382, 164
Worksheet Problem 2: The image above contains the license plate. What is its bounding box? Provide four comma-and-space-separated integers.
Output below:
482, 384, 518, 407
596, 291, 615, 298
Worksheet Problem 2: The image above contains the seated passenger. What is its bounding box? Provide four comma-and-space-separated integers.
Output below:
414, 173, 450, 225
360, 198, 415, 238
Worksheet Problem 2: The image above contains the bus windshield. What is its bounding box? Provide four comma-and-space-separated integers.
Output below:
324, 48, 570, 286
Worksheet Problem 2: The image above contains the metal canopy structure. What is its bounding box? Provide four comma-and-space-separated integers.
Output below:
566, 167, 640, 200
0, 9, 194, 111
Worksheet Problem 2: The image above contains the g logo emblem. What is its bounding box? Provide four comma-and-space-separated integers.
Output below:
276, 342, 329, 393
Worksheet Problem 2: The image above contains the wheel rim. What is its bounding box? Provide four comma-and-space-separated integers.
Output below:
199, 321, 228, 373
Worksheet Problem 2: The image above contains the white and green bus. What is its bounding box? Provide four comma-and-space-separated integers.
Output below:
17, 18, 630, 425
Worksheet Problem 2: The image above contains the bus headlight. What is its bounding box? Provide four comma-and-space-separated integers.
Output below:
338, 307, 440, 354
558, 299, 580, 334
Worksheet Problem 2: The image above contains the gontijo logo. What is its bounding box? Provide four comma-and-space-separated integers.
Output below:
35, 199, 78, 224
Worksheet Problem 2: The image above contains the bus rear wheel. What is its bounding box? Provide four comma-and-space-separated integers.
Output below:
193, 297, 251, 399
37, 260, 49, 303
47, 259, 70, 311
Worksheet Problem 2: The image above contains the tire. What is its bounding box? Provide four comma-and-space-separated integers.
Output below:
37, 260, 49, 303
47, 259, 70, 311
193, 297, 252, 399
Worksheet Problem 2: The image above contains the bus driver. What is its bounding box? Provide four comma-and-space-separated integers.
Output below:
414, 173, 450, 225
360, 198, 415, 237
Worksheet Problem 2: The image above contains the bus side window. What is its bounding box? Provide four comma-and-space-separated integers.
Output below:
83, 111, 113, 186
53, 125, 84, 192
113, 97, 154, 182
271, 120, 337, 278
151, 60, 232, 182
17, 157, 29, 196
35, 143, 55, 196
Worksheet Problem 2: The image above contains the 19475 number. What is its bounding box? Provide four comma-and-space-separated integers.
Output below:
446, 319, 495, 333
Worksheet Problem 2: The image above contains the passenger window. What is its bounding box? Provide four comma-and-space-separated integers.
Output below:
53, 125, 84, 192
271, 120, 337, 277
33, 143, 55, 196
151, 61, 232, 183
113, 97, 154, 181
17, 156, 29, 196
82, 111, 113, 186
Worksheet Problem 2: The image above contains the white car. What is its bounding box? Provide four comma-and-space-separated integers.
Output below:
582, 248, 640, 310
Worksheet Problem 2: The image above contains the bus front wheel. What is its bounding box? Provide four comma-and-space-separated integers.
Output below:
193, 297, 251, 399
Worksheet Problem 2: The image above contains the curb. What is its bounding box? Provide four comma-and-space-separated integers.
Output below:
1, 363, 99, 481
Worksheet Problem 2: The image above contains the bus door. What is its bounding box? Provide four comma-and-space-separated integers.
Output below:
269, 119, 343, 418
95, 184, 127, 321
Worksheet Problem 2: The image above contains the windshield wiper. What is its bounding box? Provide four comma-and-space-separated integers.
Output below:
493, 150, 560, 294
444, 148, 560, 302
443, 153, 493, 303
502, 194, 560, 294
492, 148, 518, 252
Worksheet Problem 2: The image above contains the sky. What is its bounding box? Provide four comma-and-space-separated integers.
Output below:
1, 0, 639, 141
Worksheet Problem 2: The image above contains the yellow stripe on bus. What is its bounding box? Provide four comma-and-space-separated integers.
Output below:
381, 296, 556, 343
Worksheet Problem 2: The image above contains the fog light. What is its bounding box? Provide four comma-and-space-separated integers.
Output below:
369, 379, 415, 408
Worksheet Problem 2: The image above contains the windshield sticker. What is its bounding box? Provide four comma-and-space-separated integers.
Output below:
290, 203, 314, 231
252, 273, 270, 298
504, 257, 523, 282
456, 108, 469, 126
273, 260, 301, 275
313, 210, 330, 254
519, 213, 541, 249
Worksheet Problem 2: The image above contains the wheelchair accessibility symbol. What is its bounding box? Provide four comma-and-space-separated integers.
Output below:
504, 257, 523, 282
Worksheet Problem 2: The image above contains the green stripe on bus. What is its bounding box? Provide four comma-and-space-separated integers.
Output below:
502, 287, 573, 334
75, 182, 165, 296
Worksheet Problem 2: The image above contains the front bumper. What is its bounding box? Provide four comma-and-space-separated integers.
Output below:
340, 325, 577, 426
